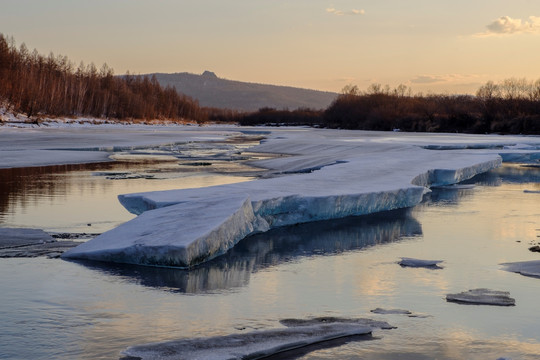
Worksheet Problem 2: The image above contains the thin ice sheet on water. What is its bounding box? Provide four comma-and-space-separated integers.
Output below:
120, 321, 389, 360
370, 308, 413, 315
501, 260, 540, 278
446, 288, 515, 306
398, 257, 444, 268
0, 228, 55, 248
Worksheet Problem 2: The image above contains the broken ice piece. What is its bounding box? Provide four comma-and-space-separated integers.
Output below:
370, 308, 412, 315
501, 260, 540, 278
121, 322, 378, 360
279, 316, 394, 330
0, 228, 55, 248
446, 288, 515, 306
398, 257, 443, 268
370, 308, 430, 318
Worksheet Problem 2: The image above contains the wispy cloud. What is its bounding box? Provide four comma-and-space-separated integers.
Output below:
410, 74, 479, 84
476, 16, 540, 36
326, 7, 365, 16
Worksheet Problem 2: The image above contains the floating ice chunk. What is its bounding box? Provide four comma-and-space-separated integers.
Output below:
369, 308, 430, 318
446, 288, 515, 306
0, 228, 55, 248
279, 316, 394, 329
121, 322, 381, 360
398, 257, 444, 268
501, 260, 540, 278
370, 308, 412, 315
0, 228, 82, 258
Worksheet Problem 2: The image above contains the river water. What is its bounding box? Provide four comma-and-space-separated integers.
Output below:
0, 149, 539, 359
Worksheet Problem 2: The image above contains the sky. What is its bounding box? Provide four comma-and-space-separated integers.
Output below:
2, 0, 540, 94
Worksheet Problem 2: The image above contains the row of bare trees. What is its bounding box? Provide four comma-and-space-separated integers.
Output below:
324, 80, 540, 133
0, 34, 206, 121
231, 81, 539, 134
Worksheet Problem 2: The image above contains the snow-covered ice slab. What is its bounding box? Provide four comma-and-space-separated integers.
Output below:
59, 128, 540, 268
62, 195, 267, 267
121, 317, 390, 360
446, 288, 516, 306
501, 260, 540, 278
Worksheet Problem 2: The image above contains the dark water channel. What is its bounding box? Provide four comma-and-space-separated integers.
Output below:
0, 160, 539, 359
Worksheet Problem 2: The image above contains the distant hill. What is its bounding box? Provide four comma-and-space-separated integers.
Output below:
146, 71, 338, 112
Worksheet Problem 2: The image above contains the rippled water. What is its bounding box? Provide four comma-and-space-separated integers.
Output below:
0, 160, 539, 359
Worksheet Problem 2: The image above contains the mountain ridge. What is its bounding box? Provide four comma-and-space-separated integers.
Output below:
146, 71, 338, 112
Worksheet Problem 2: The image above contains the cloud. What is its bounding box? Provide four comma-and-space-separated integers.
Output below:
410, 74, 479, 84
326, 7, 365, 16
410, 75, 443, 84
477, 15, 540, 36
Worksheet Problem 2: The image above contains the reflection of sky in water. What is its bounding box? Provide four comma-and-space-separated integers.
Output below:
0, 164, 539, 359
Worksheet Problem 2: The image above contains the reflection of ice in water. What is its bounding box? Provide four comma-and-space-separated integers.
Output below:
77, 209, 421, 293
0, 140, 263, 233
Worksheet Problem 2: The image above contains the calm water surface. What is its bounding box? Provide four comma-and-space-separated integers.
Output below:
0, 158, 539, 359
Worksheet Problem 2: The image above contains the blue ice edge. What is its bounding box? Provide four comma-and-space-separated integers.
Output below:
62, 152, 503, 268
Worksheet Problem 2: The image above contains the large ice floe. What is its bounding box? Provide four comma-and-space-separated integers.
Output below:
57, 128, 540, 268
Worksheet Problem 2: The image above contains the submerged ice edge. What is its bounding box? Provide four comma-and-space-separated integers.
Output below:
62, 152, 502, 268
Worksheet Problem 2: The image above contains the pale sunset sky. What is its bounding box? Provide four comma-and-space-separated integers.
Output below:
2, 0, 540, 94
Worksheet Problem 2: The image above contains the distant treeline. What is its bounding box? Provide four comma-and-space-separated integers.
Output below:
1, 33, 539, 134
219, 82, 540, 134
0, 34, 206, 121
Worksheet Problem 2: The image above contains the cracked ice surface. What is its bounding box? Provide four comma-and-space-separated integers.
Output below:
59, 128, 540, 267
